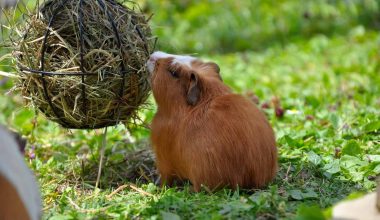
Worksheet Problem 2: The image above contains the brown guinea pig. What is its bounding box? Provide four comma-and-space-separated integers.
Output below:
147, 51, 278, 192
0, 126, 41, 220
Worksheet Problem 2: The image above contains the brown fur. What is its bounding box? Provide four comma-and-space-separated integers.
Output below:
0, 175, 31, 220
150, 56, 277, 192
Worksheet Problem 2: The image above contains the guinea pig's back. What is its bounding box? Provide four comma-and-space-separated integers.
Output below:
208, 94, 276, 142
203, 94, 277, 188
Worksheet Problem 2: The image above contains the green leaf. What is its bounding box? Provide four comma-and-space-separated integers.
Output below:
340, 155, 367, 168
249, 191, 270, 206
302, 189, 319, 199
363, 162, 380, 176
296, 204, 325, 220
367, 155, 380, 162
284, 135, 300, 148
341, 140, 363, 156
350, 171, 364, 182
249, 193, 262, 204
363, 120, 380, 133
289, 190, 303, 200
13, 109, 34, 132
49, 215, 72, 220
288, 189, 319, 201
219, 204, 232, 215
373, 164, 380, 174
330, 114, 339, 128
305, 96, 320, 108
307, 151, 322, 166
323, 160, 340, 174
161, 211, 181, 220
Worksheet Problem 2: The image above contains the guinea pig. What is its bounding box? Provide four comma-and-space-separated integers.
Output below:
0, 126, 41, 220
147, 51, 278, 192
0, 0, 18, 9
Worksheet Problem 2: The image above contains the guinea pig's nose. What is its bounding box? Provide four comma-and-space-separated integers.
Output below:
147, 57, 156, 74
149, 56, 158, 64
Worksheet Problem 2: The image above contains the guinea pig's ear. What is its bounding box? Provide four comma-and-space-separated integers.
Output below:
186, 72, 201, 106
206, 62, 222, 81
208, 62, 220, 74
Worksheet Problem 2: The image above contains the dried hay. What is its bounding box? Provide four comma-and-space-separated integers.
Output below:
14, 0, 153, 129
81, 145, 159, 187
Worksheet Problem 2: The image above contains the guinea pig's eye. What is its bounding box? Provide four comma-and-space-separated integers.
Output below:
169, 70, 179, 78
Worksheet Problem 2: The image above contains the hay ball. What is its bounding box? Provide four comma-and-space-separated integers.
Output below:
14, 0, 153, 129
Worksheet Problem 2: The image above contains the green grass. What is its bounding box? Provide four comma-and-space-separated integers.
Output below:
1, 1, 380, 219
0, 28, 379, 219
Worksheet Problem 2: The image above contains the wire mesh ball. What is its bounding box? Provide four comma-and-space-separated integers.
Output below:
14, 0, 153, 129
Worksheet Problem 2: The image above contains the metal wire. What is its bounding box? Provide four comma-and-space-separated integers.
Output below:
78, 0, 87, 118
39, 0, 70, 128
97, 0, 127, 99
24, 0, 151, 129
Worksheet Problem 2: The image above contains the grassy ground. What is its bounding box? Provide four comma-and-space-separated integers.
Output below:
0, 28, 379, 219
1, 1, 380, 219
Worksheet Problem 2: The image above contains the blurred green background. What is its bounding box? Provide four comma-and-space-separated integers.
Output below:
143, 0, 380, 53
2, 0, 380, 58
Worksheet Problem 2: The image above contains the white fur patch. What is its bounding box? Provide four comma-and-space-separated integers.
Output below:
147, 51, 196, 73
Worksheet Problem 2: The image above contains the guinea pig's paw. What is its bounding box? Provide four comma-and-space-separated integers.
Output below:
190, 184, 213, 193
190, 184, 201, 193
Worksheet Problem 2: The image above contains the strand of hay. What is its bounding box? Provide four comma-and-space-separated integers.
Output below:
95, 126, 107, 189
14, 0, 153, 129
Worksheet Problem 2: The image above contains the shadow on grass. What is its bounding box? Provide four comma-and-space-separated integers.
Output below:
78, 139, 159, 188
75, 141, 365, 219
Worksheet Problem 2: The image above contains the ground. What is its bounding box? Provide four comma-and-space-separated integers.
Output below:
0, 1, 380, 219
